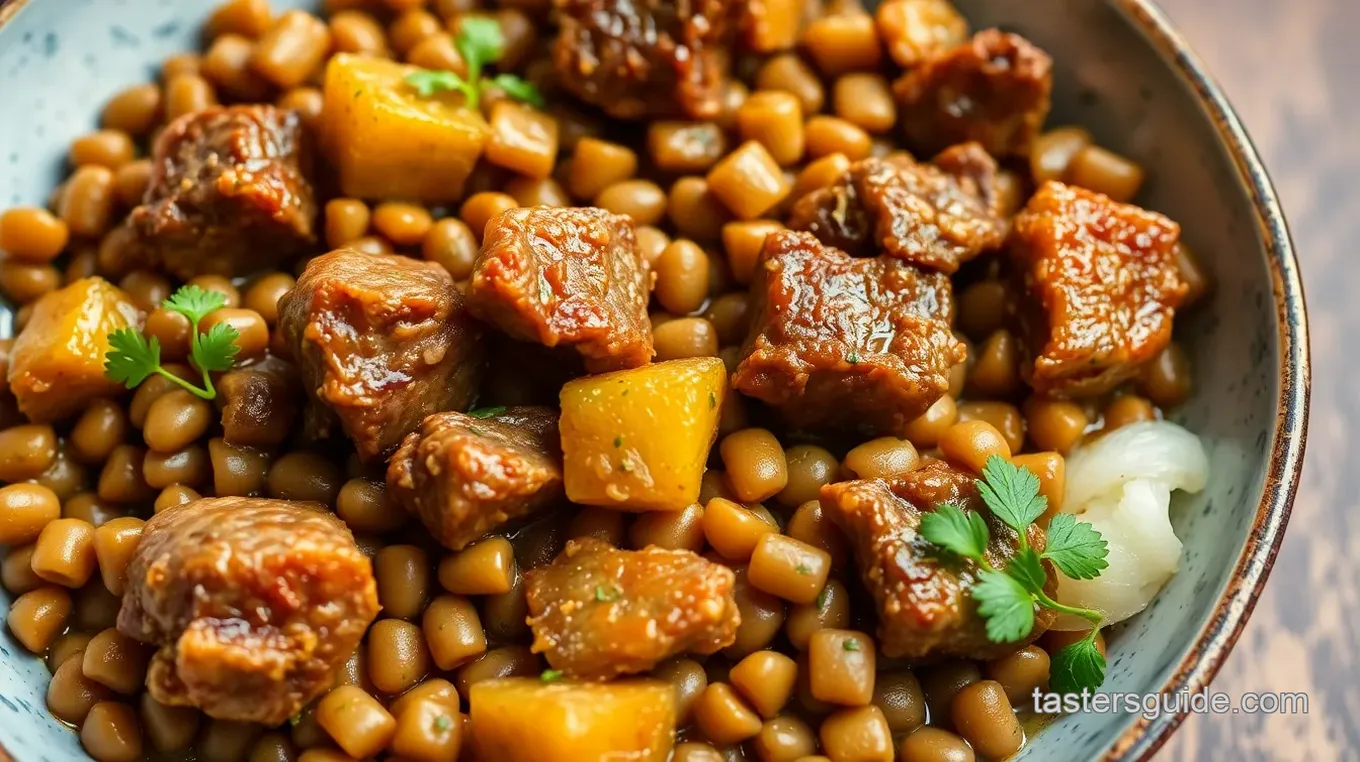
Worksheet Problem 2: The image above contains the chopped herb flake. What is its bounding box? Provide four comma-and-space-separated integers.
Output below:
846, 352, 860, 364
540, 669, 564, 683
613, 436, 624, 448
708, 391, 717, 409
433, 714, 453, 732
594, 585, 620, 602
403, 18, 543, 109
843, 639, 861, 652
468, 406, 506, 419
795, 564, 812, 575
816, 587, 830, 610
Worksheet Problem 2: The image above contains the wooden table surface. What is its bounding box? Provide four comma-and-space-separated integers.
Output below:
1151, 0, 1358, 759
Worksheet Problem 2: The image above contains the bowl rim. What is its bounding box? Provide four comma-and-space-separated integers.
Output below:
1101, 0, 1310, 759
0, 0, 1311, 760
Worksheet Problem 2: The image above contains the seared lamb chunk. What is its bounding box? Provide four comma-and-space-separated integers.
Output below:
216, 357, 303, 448
117, 498, 378, 725
525, 538, 739, 679
787, 145, 1005, 273
279, 249, 485, 462
732, 231, 965, 436
467, 207, 653, 372
129, 105, 316, 279
821, 461, 1055, 660
1009, 181, 1186, 397
553, 0, 742, 119
893, 30, 1053, 158
388, 407, 565, 551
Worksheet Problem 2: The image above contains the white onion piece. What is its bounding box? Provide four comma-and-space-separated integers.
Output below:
1064, 421, 1209, 510
1050, 421, 1208, 630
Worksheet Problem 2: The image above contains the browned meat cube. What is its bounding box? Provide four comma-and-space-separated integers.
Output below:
553, 0, 742, 119
525, 538, 739, 679
279, 249, 485, 462
129, 105, 316, 279
787, 145, 1005, 274
216, 357, 303, 448
732, 231, 965, 435
821, 461, 1055, 660
388, 406, 565, 551
467, 207, 654, 373
117, 498, 378, 725
1010, 181, 1187, 397
893, 30, 1053, 158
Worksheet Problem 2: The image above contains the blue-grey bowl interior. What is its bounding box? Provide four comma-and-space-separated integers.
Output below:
0, 0, 1308, 760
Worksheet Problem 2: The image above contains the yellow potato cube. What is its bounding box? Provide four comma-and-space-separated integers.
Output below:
9, 277, 144, 422
322, 54, 489, 202
470, 678, 675, 762
560, 357, 726, 511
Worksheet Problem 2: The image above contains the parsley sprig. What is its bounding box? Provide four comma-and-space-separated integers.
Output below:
104, 284, 241, 401
919, 455, 1111, 694
404, 18, 543, 109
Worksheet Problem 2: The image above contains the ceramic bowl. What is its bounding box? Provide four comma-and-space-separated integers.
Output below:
0, 0, 1309, 759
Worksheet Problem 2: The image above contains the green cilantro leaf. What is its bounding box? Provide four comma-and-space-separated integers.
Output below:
104, 284, 240, 400
973, 568, 1036, 643
162, 284, 226, 324
918, 503, 989, 561
795, 564, 812, 575
540, 669, 564, 683
912, 458, 1111, 695
842, 639, 860, 652
613, 436, 624, 448
104, 328, 160, 389
468, 406, 507, 419
456, 17, 505, 76
192, 321, 241, 374
288, 712, 303, 727
433, 714, 453, 733
404, 69, 467, 98
594, 585, 619, 602
708, 391, 717, 409
976, 455, 1048, 535
1049, 635, 1107, 694
816, 586, 830, 610
1043, 513, 1111, 580
1005, 547, 1048, 595
491, 73, 545, 108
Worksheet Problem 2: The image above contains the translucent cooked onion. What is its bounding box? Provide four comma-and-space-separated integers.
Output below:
1050, 421, 1209, 630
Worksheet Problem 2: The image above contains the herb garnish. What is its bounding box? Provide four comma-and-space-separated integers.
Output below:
403, 18, 543, 109
540, 669, 564, 683
433, 714, 453, 733
594, 585, 620, 602
918, 455, 1111, 694
104, 284, 240, 401
468, 406, 506, 419
842, 639, 860, 652
795, 564, 812, 575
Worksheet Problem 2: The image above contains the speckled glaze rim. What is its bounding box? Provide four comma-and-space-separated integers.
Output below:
1101, 0, 1311, 760
0, 0, 1310, 759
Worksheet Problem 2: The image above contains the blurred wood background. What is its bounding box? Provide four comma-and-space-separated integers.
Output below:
1154, 0, 1359, 759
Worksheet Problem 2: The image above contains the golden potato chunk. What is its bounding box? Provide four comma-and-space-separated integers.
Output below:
469, 678, 675, 762
322, 54, 489, 202
559, 357, 726, 511
9, 277, 144, 422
